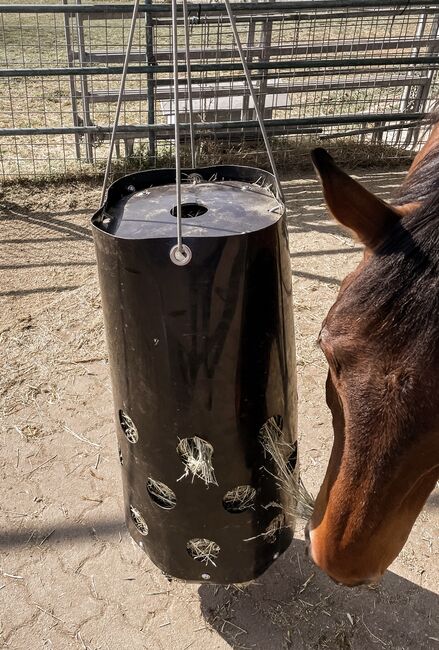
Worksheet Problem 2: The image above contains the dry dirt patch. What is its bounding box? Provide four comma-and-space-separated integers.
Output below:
0, 172, 438, 650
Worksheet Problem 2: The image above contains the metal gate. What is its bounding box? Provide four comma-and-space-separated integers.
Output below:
0, 1, 438, 181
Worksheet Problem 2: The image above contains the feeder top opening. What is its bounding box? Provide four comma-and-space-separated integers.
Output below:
92, 165, 284, 240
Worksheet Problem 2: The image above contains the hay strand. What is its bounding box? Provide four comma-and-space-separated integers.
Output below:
264, 513, 286, 542
260, 417, 314, 521
223, 485, 256, 513
177, 436, 217, 486
187, 538, 220, 566
244, 513, 286, 543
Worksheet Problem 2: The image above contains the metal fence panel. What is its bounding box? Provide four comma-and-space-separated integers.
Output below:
0, 1, 438, 181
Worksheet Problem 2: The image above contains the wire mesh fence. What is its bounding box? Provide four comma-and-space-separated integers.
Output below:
0, 0, 438, 182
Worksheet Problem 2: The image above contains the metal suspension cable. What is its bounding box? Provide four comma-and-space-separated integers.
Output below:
223, 0, 284, 202
171, 0, 183, 253
182, 0, 196, 168
100, 0, 141, 206
168, 0, 192, 266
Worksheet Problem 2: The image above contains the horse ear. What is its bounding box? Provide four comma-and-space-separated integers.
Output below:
311, 148, 400, 248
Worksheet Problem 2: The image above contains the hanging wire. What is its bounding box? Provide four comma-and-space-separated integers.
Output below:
169, 0, 192, 265
100, 0, 141, 206
223, 0, 284, 203
182, 0, 196, 168
171, 0, 183, 253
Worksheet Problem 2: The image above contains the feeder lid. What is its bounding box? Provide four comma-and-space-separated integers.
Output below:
94, 165, 284, 240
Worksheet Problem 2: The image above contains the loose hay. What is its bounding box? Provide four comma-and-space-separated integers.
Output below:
259, 414, 283, 440
260, 417, 315, 521
187, 538, 220, 566
177, 436, 217, 486
146, 477, 177, 509
1, 282, 105, 442
223, 485, 256, 513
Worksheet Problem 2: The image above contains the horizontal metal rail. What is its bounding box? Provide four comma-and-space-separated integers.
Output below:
139, 66, 437, 86
0, 112, 424, 137
321, 121, 425, 139
66, 8, 439, 25
1, 56, 437, 79
86, 75, 431, 104
154, 8, 437, 23
75, 37, 439, 64
2, 1, 439, 14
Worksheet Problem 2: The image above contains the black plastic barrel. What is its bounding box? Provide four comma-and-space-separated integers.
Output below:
92, 165, 298, 584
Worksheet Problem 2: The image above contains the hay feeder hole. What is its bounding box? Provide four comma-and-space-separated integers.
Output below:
130, 506, 149, 536
177, 436, 217, 486
119, 410, 138, 444
187, 538, 221, 566
223, 485, 256, 513
147, 478, 177, 510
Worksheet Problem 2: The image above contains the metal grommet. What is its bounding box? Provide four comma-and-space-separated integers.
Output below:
170, 244, 192, 266
127, 184, 136, 193
201, 573, 210, 580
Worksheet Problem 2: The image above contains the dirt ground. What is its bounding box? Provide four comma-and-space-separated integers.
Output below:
1, 169, 438, 650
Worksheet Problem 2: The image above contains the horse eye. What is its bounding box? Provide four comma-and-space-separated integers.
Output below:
317, 326, 326, 347
332, 356, 342, 376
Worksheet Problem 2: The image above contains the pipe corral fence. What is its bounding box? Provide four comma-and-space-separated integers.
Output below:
0, 1, 438, 182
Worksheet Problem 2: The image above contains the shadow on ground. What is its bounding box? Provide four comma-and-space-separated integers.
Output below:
0, 197, 93, 242
4, 518, 438, 649
283, 170, 406, 236
0, 518, 126, 550
199, 538, 439, 650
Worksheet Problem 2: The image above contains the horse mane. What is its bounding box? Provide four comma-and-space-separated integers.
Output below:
339, 110, 439, 354
394, 109, 439, 206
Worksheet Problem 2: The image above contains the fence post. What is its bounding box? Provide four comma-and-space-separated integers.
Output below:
75, 0, 94, 163
63, 0, 81, 160
144, 0, 156, 163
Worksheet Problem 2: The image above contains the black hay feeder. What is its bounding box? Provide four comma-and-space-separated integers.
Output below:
92, 165, 298, 584
91, 0, 298, 585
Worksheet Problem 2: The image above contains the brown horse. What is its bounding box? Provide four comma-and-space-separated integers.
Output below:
307, 115, 439, 586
